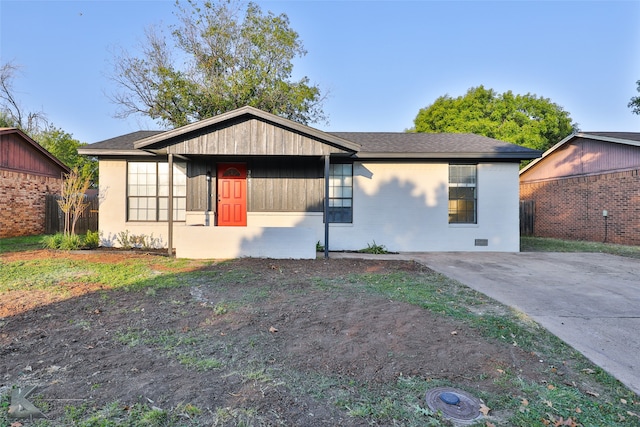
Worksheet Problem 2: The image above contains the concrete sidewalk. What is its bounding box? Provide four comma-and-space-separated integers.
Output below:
330, 251, 640, 395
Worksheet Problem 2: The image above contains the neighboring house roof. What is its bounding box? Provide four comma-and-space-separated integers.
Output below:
520, 132, 640, 179
579, 132, 640, 143
79, 106, 541, 161
0, 127, 70, 176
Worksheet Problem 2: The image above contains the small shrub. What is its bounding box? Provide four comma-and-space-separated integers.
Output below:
83, 230, 100, 249
141, 233, 158, 250
358, 240, 388, 254
42, 233, 82, 250
116, 230, 132, 249
42, 233, 64, 249
113, 231, 162, 250
128, 234, 144, 249
59, 234, 83, 250
316, 241, 324, 252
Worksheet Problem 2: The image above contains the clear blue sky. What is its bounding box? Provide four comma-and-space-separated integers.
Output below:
1, 0, 639, 144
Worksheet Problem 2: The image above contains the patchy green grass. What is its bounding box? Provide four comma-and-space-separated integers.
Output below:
521, 236, 640, 259
341, 271, 639, 426
0, 257, 159, 293
115, 328, 225, 372
355, 270, 569, 359
1, 239, 639, 426
60, 401, 202, 427
0, 234, 43, 253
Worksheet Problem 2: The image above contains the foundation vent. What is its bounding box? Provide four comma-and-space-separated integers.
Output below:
474, 239, 489, 246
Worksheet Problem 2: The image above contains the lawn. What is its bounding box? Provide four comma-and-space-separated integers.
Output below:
521, 236, 640, 259
0, 236, 638, 426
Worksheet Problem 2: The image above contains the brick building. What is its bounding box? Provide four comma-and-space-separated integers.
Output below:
0, 128, 70, 238
520, 132, 640, 245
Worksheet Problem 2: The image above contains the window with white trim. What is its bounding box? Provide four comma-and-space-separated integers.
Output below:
127, 161, 186, 221
448, 164, 477, 224
327, 163, 353, 223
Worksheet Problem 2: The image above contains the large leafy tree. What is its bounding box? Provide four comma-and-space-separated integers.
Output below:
629, 80, 640, 115
35, 126, 97, 187
411, 86, 577, 152
111, 0, 326, 128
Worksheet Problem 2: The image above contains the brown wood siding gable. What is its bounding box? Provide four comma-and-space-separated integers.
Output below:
0, 133, 66, 177
166, 118, 348, 156
521, 137, 640, 182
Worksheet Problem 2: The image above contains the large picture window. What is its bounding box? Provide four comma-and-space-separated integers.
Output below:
327, 163, 353, 223
449, 164, 477, 224
128, 161, 186, 221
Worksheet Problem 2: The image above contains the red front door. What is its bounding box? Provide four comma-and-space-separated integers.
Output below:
217, 163, 247, 226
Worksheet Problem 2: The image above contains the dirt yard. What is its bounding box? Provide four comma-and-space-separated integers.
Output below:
0, 250, 552, 425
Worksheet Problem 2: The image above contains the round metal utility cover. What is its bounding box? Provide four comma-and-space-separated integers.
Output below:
425, 386, 483, 426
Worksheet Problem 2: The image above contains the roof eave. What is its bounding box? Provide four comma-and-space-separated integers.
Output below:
519, 133, 577, 175
78, 149, 156, 157
355, 152, 541, 160
578, 133, 640, 147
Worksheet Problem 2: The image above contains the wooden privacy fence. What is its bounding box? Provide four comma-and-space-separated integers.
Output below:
520, 200, 535, 236
45, 194, 99, 234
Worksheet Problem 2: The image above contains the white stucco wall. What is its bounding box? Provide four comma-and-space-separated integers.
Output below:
326, 162, 521, 252
98, 159, 521, 256
174, 225, 316, 259
97, 160, 321, 257
98, 159, 171, 248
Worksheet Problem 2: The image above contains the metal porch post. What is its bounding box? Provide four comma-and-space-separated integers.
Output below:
324, 155, 330, 259
168, 153, 174, 257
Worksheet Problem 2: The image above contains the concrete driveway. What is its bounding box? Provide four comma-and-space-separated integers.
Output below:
331, 251, 640, 395
406, 252, 640, 396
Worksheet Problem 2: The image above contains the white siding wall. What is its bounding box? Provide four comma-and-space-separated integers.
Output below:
326, 162, 521, 252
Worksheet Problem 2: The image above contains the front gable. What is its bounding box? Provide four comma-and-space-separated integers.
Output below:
0, 128, 70, 177
134, 106, 359, 157
520, 132, 640, 182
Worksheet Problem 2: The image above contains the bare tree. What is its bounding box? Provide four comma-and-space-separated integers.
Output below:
0, 61, 47, 135
57, 167, 91, 236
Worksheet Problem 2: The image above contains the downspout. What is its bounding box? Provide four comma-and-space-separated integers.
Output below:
168, 153, 174, 257
324, 155, 330, 259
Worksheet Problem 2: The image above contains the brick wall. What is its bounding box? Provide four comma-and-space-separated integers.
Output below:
520, 168, 640, 245
0, 169, 63, 238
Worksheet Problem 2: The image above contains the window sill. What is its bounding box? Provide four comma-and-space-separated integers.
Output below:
448, 223, 479, 228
